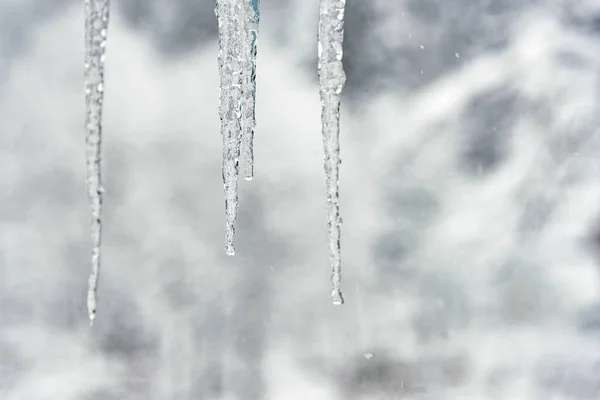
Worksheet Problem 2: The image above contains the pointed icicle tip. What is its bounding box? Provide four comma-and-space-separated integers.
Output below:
87, 291, 97, 325
226, 245, 236, 256
332, 290, 344, 305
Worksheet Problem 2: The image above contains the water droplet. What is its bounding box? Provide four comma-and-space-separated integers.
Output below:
455, 52, 460, 58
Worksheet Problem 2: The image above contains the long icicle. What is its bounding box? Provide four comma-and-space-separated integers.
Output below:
84, 0, 110, 324
318, 0, 347, 305
216, 0, 243, 255
240, 0, 260, 181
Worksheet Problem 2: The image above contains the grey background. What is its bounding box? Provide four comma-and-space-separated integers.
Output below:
1, 0, 600, 399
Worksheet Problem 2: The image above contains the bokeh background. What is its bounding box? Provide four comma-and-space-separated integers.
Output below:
1, 0, 600, 399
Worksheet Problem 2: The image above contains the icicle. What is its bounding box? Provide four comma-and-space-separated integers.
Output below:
216, 0, 243, 255
240, 0, 260, 181
84, 0, 110, 324
318, 0, 346, 305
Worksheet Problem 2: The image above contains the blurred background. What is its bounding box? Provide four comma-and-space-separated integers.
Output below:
1, 0, 600, 399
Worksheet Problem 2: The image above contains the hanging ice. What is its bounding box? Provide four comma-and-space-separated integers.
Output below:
84, 0, 110, 324
240, 0, 260, 180
318, 0, 346, 305
216, 0, 244, 255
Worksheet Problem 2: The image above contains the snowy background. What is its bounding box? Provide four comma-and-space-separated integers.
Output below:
2, 0, 600, 399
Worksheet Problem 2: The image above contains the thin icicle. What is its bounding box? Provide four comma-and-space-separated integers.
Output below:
240, 0, 260, 181
216, 0, 243, 255
84, 0, 110, 324
318, 0, 346, 305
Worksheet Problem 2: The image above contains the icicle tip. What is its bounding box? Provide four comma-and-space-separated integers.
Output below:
332, 290, 344, 305
226, 244, 236, 256
88, 309, 96, 326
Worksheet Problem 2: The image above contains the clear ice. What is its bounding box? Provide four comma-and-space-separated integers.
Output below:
240, 0, 260, 180
215, 0, 261, 254
216, 0, 244, 256
84, 0, 110, 323
318, 0, 347, 305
